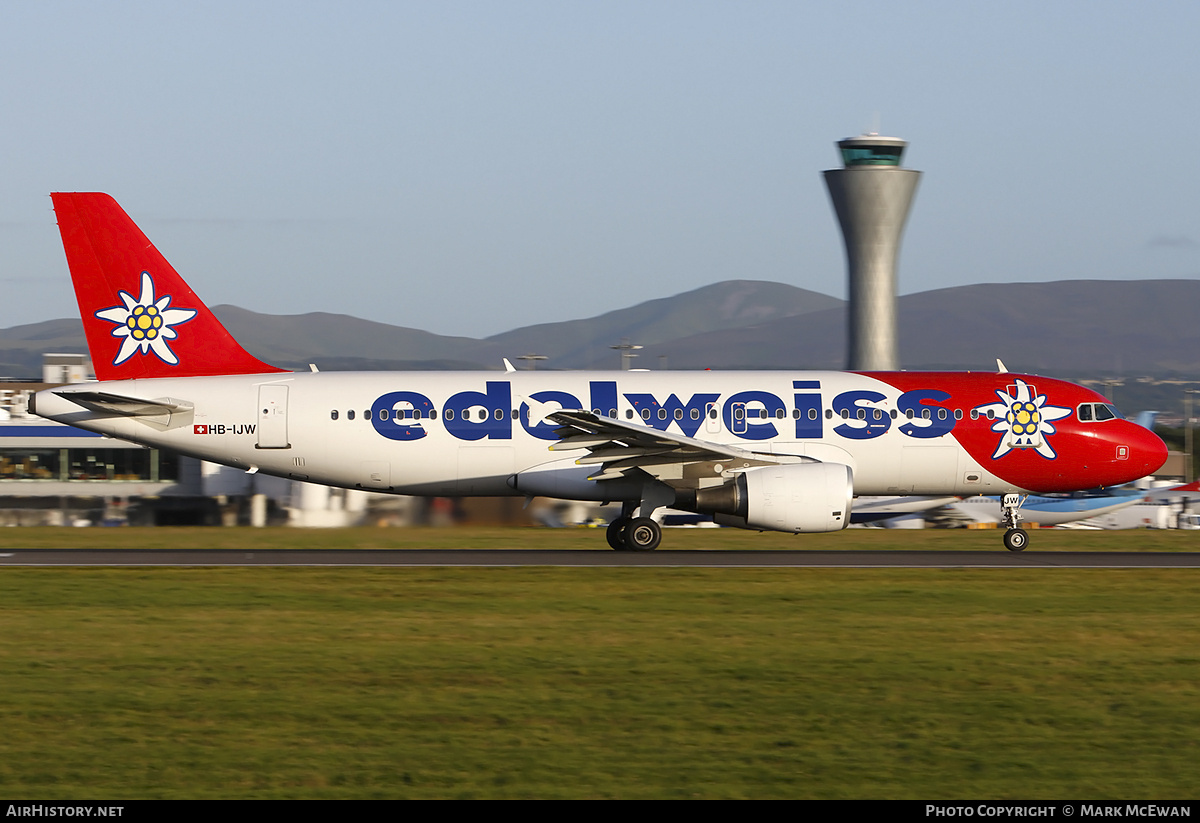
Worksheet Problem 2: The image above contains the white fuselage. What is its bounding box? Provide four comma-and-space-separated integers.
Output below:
35, 369, 1020, 498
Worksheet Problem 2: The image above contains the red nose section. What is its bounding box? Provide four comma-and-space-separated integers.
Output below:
1115, 422, 1169, 485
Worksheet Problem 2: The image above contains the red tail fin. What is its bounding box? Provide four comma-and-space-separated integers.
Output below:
51, 192, 287, 381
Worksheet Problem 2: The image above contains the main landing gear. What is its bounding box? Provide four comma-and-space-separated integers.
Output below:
1000, 492, 1029, 552
606, 516, 662, 551
606, 502, 663, 551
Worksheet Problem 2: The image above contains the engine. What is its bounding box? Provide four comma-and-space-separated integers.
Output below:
681, 462, 853, 533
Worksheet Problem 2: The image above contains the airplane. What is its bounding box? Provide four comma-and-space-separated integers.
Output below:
926, 487, 1148, 528
1144, 480, 1200, 505
30, 193, 1168, 552
1081, 481, 1200, 530
848, 495, 962, 525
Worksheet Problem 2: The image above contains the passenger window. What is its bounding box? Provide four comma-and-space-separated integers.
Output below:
938, 408, 947, 421
954, 409, 963, 420
674, 409, 683, 420
348, 410, 355, 420
659, 409, 668, 420
810, 409, 819, 420
776, 409, 784, 420
430, 410, 437, 420
690, 409, 699, 420
734, 408, 745, 420
625, 410, 633, 420
330, 410, 339, 420
922, 409, 931, 420
445, 409, 455, 421
642, 409, 651, 420
609, 409, 617, 418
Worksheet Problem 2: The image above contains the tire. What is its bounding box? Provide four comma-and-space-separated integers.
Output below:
623, 517, 662, 551
606, 518, 629, 551
1003, 528, 1029, 552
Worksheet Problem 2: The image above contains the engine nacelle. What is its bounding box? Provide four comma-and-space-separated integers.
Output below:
697, 462, 853, 533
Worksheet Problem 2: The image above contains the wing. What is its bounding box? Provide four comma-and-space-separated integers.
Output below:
547, 410, 789, 485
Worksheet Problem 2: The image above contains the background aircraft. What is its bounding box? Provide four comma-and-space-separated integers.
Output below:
925, 488, 1148, 529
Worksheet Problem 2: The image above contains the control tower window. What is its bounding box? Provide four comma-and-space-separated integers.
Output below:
840, 146, 903, 166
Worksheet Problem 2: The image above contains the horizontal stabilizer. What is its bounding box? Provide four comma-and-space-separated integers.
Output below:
55, 390, 193, 417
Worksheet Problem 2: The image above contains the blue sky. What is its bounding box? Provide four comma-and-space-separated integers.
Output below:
2, 1, 1198, 337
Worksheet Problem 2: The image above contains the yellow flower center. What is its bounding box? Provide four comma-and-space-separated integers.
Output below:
127, 305, 164, 341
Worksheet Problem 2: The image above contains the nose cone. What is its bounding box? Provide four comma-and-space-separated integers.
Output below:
1111, 422, 1169, 485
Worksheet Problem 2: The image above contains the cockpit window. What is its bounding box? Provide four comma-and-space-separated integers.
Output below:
1077, 402, 1120, 422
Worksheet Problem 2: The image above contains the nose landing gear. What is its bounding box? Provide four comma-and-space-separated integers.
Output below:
1000, 492, 1029, 552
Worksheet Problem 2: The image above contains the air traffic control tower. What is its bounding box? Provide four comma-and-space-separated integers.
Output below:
823, 134, 921, 371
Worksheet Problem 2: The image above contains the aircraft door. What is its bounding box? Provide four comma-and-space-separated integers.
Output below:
900, 446, 957, 493
1005, 408, 1045, 451
705, 402, 721, 434
257, 384, 290, 449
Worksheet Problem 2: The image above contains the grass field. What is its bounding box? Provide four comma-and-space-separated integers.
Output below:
1, 527, 1198, 798
6, 523, 1200, 551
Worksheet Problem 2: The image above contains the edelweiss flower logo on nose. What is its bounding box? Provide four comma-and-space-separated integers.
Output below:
94, 272, 197, 366
975, 379, 1072, 460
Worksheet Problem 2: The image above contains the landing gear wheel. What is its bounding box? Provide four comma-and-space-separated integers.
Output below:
1003, 528, 1029, 552
606, 518, 630, 551
623, 517, 662, 551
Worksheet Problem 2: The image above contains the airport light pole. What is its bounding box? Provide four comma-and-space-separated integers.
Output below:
1185, 390, 1200, 482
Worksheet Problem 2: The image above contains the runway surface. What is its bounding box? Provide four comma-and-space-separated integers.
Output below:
3, 549, 1200, 568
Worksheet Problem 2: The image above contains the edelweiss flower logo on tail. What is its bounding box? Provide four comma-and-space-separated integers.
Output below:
975, 379, 1072, 460
94, 272, 197, 366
